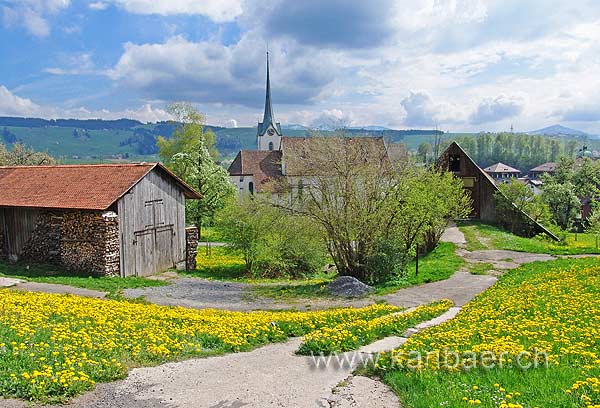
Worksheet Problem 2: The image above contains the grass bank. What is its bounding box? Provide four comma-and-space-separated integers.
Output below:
459, 221, 600, 255
376, 257, 600, 407
0, 261, 166, 294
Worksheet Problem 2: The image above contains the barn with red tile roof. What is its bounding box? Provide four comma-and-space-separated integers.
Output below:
0, 163, 201, 277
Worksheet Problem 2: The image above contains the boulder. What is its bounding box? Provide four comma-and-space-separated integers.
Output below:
326, 276, 374, 298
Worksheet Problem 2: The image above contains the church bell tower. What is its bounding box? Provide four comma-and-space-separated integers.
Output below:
257, 52, 282, 151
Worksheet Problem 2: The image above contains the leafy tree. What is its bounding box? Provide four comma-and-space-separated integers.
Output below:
541, 182, 580, 230
267, 136, 470, 283
417, 142, 432, 162
0, 142, 55, 165
586, 210, 600, 249
158, 103, 234, 231
494, 180, 550, 232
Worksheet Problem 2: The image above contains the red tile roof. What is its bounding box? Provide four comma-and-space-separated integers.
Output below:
0, 163, 200, 210
228, 150, 283, 191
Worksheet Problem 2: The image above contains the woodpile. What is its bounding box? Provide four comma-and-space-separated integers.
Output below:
185, 227, 199, 270
21, 211, 62, 263
21, 210, 120, 276
60, 211, 120, 276
0, 221, 4, 259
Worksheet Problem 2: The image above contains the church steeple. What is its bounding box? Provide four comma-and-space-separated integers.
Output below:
257, 52, 281, 150
263, 52, 274, 128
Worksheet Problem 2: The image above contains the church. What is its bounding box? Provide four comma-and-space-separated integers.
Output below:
227, 55, 396, 196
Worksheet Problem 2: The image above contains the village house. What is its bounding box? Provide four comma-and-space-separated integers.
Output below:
529, 162, 556, 179
0, 163, 201, 276
483, 162, 521, 182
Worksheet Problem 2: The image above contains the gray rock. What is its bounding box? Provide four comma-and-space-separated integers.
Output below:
326, 276, 374, 297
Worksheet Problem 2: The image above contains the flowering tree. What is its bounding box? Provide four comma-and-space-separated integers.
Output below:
158, 103, 235, 232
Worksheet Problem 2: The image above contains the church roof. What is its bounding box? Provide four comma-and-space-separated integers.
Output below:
281, 136, 388, 176
483, 162, 521, 173
257, 52, 281, 136
228, 150, 283, 192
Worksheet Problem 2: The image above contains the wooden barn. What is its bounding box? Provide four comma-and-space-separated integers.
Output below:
0, 163, 201, 277
437, 142, 557, 239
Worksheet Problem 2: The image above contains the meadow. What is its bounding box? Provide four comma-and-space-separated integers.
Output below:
0, 291, 408, 402
459, 222, 600, 255
376, 257, 600, 407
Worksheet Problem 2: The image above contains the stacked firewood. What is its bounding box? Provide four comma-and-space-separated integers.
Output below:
185, 227, 199, 270
21, 212, 62, 263
59, 211, 120, 276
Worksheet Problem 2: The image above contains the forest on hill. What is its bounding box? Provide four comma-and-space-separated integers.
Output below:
0, 117, 595, 169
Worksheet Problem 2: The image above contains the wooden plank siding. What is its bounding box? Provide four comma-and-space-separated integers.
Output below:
0, 208, 40, 259
117, 168, 186, 277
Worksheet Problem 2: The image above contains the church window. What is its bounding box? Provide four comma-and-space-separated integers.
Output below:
268, 141, 274, 151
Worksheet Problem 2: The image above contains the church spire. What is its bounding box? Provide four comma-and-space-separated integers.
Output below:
262, 51, 274, 127
257, 51, 281, 150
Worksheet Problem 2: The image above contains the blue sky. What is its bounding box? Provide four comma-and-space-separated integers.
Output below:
1, 0, 600, 133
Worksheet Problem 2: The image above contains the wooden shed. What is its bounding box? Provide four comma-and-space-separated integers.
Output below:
437, 142, 558, 239
0, 163, 201, 277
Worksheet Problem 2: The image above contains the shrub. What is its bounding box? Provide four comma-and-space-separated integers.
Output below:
217, 197, 327, 279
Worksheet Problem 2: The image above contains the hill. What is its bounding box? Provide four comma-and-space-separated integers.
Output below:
528, 124, 588, 137
0, 116, 452, 162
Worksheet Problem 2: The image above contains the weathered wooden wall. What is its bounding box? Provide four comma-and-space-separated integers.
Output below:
118, 168, 186, 277
0, 207, 41, 261
437, 143, 498, 221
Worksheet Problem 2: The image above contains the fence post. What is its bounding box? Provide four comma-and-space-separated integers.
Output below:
415, 244, 419, 277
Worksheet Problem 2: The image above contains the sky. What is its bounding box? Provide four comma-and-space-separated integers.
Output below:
1, 0, 600, 133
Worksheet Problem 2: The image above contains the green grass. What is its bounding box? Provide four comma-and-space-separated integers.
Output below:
198, 226, 228, 243
252, 242, 465, 300
459, 223, 490, 251
459, 221, 600, 255
467, 262, 494, 275
0, 261, 167, 294
374, 242, 465, 295
377, 257, 600, 407
181, 246, 247, 280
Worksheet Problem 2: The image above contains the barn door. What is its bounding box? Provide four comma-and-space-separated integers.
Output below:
133, 199, 174, 276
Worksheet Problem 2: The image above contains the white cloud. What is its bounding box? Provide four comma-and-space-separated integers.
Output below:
225, 119, 238, 128
88, 2, 108, 10
105, 0, 242, 22
107, 34, 338, 107
44, 53, 96, 76
0, 85, 43, 116
469, 95, 523, 124
0, 0, 70, 37
0, 84, 172, 123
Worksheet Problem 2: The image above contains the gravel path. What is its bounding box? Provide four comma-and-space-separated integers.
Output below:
9, 281, 107, 298
124, 277, 372, 311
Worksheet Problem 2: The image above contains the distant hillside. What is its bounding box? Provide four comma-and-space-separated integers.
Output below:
529, 124, 588, 137
0, 116, 455, 162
